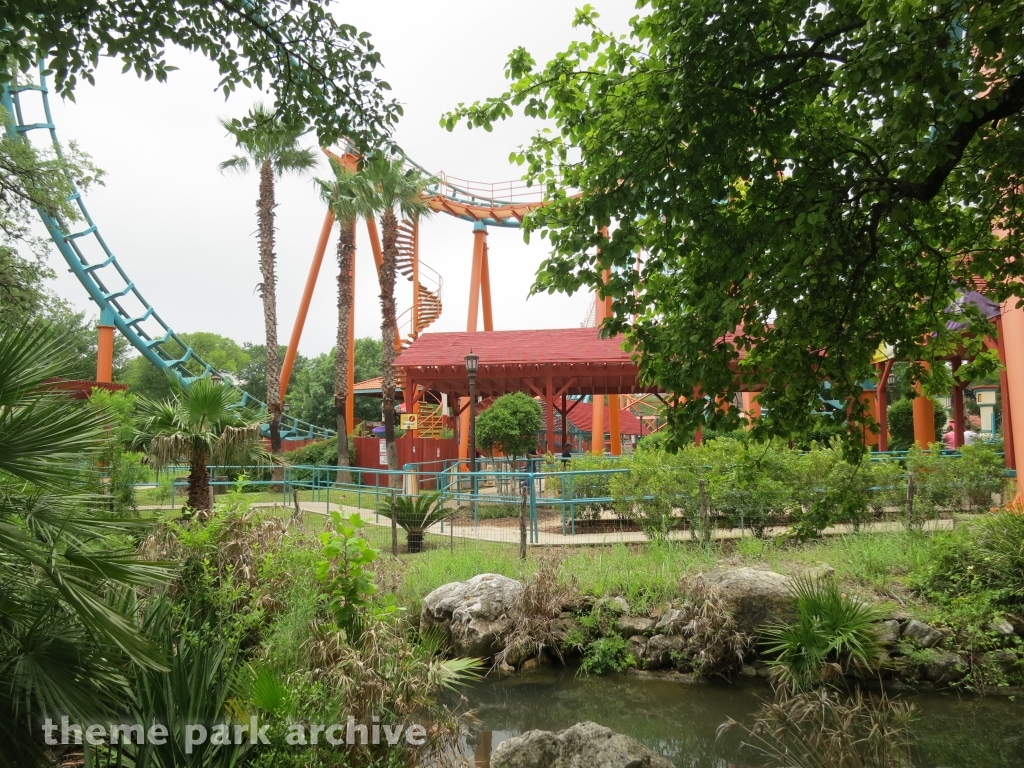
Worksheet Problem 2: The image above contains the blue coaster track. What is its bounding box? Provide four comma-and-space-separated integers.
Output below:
1, 68, 331, 440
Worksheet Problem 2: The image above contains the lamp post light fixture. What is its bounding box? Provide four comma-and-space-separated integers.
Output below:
465, 352, 479, 476
282, 400, 291, 416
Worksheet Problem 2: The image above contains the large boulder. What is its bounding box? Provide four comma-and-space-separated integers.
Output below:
491, 721, 674, 768
902, 619, 944, 648
420, 574, 523, 658
698, 568, 796, 636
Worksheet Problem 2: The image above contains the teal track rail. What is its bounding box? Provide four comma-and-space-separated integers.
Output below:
1, 69, 330, 440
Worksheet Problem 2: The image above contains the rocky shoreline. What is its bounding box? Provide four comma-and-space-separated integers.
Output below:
419, 567, 1024, 691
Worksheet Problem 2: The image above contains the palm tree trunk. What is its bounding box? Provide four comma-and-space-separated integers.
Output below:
335, 219, 354, 484
187, 448, 211, 513
257, 160, 283, 468
379, 209, 401, 486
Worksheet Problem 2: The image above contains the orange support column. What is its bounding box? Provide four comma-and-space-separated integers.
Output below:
95, 307, 116, 383
545, 376, 555, 454
609, 395, 622, 456
280, 210, 334, 399
999, 303, 1024, 472
912, 362, 936, 449
459, 223, 488, 464
860, 387, 879, 448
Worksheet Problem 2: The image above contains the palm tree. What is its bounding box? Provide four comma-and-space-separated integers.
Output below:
0, 324, 170, 767
376, 492, 449, 553
321, 153, 433, 482
135, 377, 270, 512
315, 156, 363, 482
220, 103, 318, 460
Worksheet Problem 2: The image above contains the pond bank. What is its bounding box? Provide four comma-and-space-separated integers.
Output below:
457, 668, 1024, 768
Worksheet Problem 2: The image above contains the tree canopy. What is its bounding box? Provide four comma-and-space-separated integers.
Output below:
475, 392, 542, 462
0, 0, 400, 148
445, 0, 1024, 451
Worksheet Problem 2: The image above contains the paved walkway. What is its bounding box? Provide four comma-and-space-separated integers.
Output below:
244, 500, 959, 546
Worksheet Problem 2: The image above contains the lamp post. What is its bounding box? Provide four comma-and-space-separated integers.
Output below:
465, 352, 479, 475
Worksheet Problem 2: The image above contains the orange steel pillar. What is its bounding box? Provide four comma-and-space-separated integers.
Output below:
741, 391, 761, 425
95, 306, 116, 383
912, 362, 936, 449
459, 223, 490, 464
860, 387, 879, 448
280, 210, 334, 399
999, 301, 1024, 473
592, 268, 613, 455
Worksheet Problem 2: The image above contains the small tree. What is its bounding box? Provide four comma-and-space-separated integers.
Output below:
376, 492, 449, 553
475, 392, 543, 465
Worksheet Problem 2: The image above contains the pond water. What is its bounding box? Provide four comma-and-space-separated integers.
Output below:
457, 668, 1024, 767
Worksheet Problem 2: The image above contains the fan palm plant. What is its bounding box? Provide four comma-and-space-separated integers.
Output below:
220, 103, 318, 460
316, 156, 364, 482
376, 491, 449, 553
135, 377, 270, 512
321, 153, 434, 482
0, 324, 170, 768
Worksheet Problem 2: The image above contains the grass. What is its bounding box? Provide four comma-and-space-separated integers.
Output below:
385, 531, 940, 617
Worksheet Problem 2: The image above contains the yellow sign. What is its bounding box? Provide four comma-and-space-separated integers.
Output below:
400, 413, 419, 429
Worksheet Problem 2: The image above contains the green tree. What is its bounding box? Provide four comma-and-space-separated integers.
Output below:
317, 156, 361, 473
220, 103, 318, 460
87, 388, 148, 514
354, 336, 384, 423
475, 392, 543, 463
236, 342, 305, 405
0, 1, 399, 149
135, 377, 270, 512
322, 154, 434, 481
177, 331, 251, 374
287, 350, 335, 430
0, 324, 169, 768
445, 1, 1021, 452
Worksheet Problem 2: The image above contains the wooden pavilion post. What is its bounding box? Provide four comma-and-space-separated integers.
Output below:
545, 375, 555, 454
951, 359, 965, 448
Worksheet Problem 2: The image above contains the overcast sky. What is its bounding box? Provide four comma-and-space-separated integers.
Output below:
37, 1, 638, 358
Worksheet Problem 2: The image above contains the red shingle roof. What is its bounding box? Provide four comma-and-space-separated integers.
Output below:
568, 402, 644, 436
395, 328, 632, 367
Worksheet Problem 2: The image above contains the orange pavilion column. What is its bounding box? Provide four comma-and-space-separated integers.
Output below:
95, 306, 116, 383
860, 385, 879, 448
912, 362, 936, 449
999, 299, 1024, 473
459, 223, 488, 465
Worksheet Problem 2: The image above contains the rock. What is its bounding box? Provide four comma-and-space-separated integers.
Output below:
550, 613, 582, 648
923, 651, 967, 685
699, 568, 796, 636
420, 574, 523, 658
1006, 613, 1024, 637
902, 619, 944, 649
990, 618, 1016, 638
740, 664, 757, 677
654, 608, 686, 633
616, 616, 657, 637
491, 721, 674, 768
801, 564, 836, 581
989, 649, 1020, 676
643, 634, 687, 670
628, 635, 649, 660
877, 620, 901, 646
595, 596, 631, 617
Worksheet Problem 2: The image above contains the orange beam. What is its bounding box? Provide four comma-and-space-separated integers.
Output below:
412, 218, 420, 338
96, 325, 114, 383
609, 394, 621, 455
366, 217, 384, 275
459, 225, 488, 464
280, 210, 335, 400
481, 241, 494, 331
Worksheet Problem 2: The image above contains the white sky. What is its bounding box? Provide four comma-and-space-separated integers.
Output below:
38, 1, 638, 358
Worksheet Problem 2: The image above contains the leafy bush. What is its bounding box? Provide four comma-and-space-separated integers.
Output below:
761, 576, 885, 690
911, 511, 1024, 610
563, 453, 624, 521
579, 634, 636, 675
476, 391, 542, 461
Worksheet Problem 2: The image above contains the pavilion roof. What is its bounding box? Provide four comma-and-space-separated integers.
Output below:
395, 328, 650, 399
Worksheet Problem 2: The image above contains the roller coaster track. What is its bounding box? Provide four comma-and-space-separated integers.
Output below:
2, 69, 548, 439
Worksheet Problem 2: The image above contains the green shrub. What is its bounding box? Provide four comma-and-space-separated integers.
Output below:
911, 511, 1024, 609
887, 396, 944, 450
563, 453, 626, 521
579, 634, 636, 676
761, 576, 885, 690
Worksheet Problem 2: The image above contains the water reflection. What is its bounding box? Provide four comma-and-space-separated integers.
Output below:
457, 667, 1024, 768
